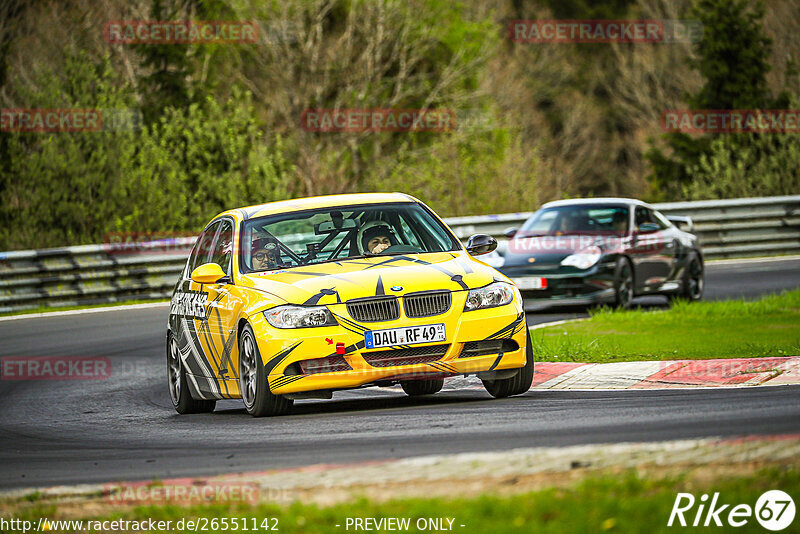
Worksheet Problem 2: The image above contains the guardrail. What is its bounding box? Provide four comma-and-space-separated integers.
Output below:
1, 195, 797, 313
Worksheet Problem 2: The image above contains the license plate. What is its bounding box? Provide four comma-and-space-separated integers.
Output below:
364, 324, 446, 349
512, 277, 547, 290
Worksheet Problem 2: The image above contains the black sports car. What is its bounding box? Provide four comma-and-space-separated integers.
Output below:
499, 198, 704, 310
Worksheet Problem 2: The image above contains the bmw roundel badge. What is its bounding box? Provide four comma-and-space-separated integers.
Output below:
390, 286, 403, 292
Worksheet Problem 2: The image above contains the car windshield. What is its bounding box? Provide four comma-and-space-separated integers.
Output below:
519, 205, 629, 236
240, 202, 460, 272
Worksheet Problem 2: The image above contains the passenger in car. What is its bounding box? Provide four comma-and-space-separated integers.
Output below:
251, 237, 281, 270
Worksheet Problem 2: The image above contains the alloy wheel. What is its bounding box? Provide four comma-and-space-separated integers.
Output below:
240, 332, 258, 408
167, 337, 182, 405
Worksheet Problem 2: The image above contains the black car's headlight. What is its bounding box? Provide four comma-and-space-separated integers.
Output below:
560, 246, 602, 270
464, 282, 515, 311
264, 305, 338, 328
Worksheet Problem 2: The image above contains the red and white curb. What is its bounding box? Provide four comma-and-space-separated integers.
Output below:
4, 434, 798, 503
531, 356, 800, 389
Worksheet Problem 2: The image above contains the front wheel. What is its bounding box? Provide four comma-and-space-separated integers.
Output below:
239, 325, 293, 417
401, 378, 444, 396
482, 329, 535, 398
675, 255, 704, 302
613, 258, 634, 309
167, 332, 216, 414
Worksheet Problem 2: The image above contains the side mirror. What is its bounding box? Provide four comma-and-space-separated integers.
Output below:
466, 234, 498, 256
191, 263, 228, 284
503, 227, 518, 239
667, 215, 694, 232
637, 222, 660, 234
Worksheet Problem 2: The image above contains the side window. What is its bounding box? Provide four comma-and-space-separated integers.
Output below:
396, 215, 423, 249
635, 208, 664, 232
187, 221, 220, 276
652, 210, 671, 229
210, 220, 234, 275
634, 207, 648, 228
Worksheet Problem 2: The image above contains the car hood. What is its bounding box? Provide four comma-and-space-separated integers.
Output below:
239, 252, 500, 305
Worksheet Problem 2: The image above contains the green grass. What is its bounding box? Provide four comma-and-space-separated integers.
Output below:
531, 290, 800, 362
0, 299, 169, 318
7, 466, 798, 533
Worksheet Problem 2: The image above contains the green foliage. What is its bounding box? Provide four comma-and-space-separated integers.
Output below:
2, 0, 798, 251
0, 51, 138, 249
685, 131, 800, 199
0, 50, 291, 250
647, 0, 782, 199
118, 91, 291, 233
366, 119, 539, 216
688, 0, 772, 110
537, 0, 636, 19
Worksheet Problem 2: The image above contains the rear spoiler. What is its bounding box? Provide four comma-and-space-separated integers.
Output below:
667, 215, 694, 232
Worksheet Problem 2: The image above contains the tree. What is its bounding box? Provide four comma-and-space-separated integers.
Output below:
646, 0, 776, 199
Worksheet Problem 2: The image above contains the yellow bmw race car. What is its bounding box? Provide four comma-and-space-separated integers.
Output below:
167, 193, 533, 416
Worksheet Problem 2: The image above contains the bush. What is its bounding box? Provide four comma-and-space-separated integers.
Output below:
0, 50, 292, 250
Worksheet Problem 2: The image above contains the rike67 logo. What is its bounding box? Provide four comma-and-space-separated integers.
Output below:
669, 490, 795, 531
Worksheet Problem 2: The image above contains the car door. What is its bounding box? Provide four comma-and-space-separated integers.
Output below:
630, 207, 674, 290
171, 221, 221, 398
198, 218, 242, 393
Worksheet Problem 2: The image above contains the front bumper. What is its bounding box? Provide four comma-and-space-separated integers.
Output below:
503, 261, 617, 310
250, 291, 528, 395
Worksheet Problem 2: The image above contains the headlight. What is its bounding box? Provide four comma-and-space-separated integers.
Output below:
561, 246, 602, 270
264, 305, 338, 329
464, 282, 515, 311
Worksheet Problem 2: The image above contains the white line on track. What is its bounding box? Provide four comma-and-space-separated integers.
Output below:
707, 254, 800, 265
0, 301, 170, 322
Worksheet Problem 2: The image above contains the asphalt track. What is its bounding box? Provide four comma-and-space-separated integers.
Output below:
0, 258, 798, 490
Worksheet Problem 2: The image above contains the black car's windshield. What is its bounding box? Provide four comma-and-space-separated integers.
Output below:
519, 205, 629, 236
240, 202, 460, 273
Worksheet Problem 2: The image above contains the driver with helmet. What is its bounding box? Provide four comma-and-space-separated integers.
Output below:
251, 236, 281, 271
358, 220, 398, 255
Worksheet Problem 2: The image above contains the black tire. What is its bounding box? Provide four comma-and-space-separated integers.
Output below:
401, 378, 444, 396
167, 332, 216, 414
613, 257, 634, 309
482, 329, 535, 398
239, 325, 293, 417
677, 255, 704, 302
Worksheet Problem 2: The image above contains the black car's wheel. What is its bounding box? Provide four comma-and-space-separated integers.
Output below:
677, 255, 704, 302
239, 325, 293, 417
401, 378, 444, 396
613, 258, 635, 309
167, 332, 216, 414
482, 329, 535, 398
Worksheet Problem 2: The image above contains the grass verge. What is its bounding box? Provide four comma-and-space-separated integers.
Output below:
5, 465, 797, 533
531, 290, 800, 362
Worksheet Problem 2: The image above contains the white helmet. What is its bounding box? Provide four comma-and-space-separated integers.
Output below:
357, 220, 396, 254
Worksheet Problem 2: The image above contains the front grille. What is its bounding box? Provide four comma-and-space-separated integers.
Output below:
403, 291, 451, 318
459, 339, 520, 358
346, 296, 400, 322
297, 355, 352, 375
363, 344, 449, 367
